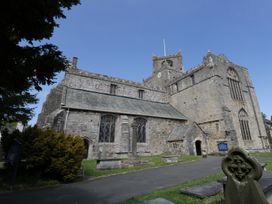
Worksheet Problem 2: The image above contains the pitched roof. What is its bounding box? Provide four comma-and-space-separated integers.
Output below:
63, 88, 186, 120
167, 124, 193, 141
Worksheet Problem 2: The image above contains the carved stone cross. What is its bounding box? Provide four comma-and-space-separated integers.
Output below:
222, 148, 268, 204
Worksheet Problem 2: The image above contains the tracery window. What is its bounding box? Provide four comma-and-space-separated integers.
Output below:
239, 109, 252, 140
99, 115, 116, 143
227, 68, 243, 101
133, 118, 147, 143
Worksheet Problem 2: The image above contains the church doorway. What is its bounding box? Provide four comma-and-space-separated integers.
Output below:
83, 139, 89, 159
195, 140, 202, 155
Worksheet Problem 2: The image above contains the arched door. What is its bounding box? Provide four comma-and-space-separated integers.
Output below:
83, 138, 89, 159
195, 140, 202, 156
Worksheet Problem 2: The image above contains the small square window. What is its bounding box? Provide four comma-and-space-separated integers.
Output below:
190, 75, 195, 85
138, 90, 144, 99
110, 84, 117, 95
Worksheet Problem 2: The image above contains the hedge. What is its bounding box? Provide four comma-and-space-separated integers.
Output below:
1, 126, 86, 182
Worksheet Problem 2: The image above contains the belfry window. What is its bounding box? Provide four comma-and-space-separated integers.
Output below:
239, 109, 252, 140
99, 115, 116, 143
133, 118, 147, 143
227, 68, 243, 101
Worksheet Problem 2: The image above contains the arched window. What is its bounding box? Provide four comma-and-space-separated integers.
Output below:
239, 109, 252, 140
99, 115, 116, 143
133, 118, 147, 143
227, 68, 243, 101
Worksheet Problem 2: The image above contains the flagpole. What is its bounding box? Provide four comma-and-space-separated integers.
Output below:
163, 39, 166, 56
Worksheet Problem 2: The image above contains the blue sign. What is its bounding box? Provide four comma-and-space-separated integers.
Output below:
218, 143, 228, 151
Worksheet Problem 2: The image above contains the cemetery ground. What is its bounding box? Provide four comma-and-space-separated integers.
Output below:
82, 154, 201, 177
0, 152, 271, 204
0, 154, 200, 192
122, 151, 272, 204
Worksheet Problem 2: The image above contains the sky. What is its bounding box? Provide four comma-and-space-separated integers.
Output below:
29, 0, 272, 125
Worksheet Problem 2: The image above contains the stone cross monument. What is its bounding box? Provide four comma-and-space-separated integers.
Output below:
222, 148, 268, 204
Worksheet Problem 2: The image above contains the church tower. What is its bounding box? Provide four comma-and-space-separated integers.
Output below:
144, 52, 183, 90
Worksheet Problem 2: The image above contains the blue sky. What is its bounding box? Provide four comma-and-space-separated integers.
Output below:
29, 0, 272, 125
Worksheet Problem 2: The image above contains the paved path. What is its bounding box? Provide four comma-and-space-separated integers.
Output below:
0, 156, 222, 204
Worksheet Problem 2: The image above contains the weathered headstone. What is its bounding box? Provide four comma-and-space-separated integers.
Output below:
96, 159, 122, 170
181, 181, 223, 199
130, 122, 138, 159
161, 155, 178, 163
222, 148, 269, 204
137, 198, 174, 204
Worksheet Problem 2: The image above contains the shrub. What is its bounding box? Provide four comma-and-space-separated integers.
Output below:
1, 126, 86, 182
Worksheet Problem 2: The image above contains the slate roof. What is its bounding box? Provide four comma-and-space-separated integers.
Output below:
63, 88, 186, 120
167, 124, 193, 141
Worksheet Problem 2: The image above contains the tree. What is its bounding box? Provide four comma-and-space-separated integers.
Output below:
0, 0, 80, 126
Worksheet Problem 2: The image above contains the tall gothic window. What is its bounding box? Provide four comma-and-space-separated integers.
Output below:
99, 115, 116, 143
134, 118, 147, 143
239, 109, 252, 140
227, 68, 243, 101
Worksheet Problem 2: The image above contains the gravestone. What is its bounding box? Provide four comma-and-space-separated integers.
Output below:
161, 155, 178, 163
222, 148, 269, 204
180, 181, 222, 199
130, 122, 138, 159
137, 198, 174, 204
96, 159, 122, 170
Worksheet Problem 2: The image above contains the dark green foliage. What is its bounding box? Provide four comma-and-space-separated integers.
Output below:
1, 127, 85, 182
0, 0, 80, 125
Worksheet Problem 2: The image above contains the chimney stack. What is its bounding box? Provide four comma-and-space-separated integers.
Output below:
72, 57, 78, 69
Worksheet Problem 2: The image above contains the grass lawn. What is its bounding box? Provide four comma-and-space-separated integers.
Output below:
82, 155, 201, 177
121, 151, 272, 204
121, 172, 224, 204
250, 151, 272, 158
249, 151, 272, 171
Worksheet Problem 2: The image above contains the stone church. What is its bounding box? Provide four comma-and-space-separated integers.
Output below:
37, 51, 269, 159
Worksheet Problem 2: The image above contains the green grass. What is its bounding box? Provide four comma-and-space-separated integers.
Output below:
249, 151, 272, 171
250, 151, 272, 158
121, 172, 224, 204
82, 155, 201, 177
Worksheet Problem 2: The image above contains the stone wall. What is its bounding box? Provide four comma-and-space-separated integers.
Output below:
63, 109, 185, 159
64, 70, 168, 103
169, 54, 268, 153
37, 83, 64, 127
